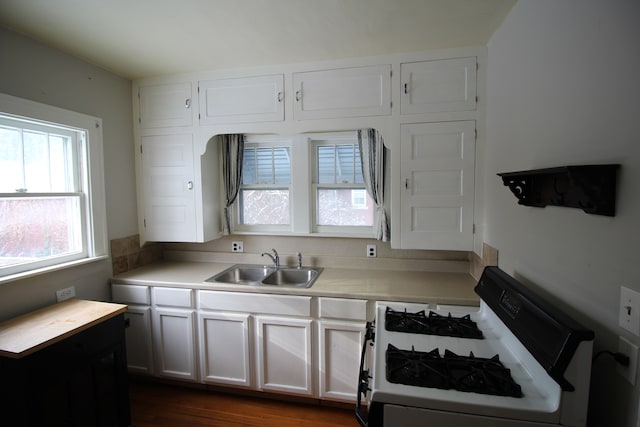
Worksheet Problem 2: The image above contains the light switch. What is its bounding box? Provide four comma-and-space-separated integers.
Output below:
620, 287, 640, 336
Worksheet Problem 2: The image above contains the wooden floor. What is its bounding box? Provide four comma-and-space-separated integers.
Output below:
129, 380, 359, 427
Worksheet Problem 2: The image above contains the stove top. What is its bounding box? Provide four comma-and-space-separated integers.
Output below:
386, 344, 523, 398
384, 307, 484, 339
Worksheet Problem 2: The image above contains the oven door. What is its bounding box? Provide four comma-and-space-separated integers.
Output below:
356, 321, 384, 427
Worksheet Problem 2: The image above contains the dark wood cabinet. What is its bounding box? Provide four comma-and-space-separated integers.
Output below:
0, 301, 131, 427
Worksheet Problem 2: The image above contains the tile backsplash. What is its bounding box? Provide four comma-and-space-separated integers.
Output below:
110, 234, 163, 275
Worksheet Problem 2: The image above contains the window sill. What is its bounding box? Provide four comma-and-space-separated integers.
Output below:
0, 255, 109, 286
232, 230, 375, 239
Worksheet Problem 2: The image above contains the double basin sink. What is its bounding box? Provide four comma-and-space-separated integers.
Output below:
205, 264, 323, 288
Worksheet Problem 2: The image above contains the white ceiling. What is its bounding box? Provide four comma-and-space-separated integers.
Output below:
0, 0, 515, 80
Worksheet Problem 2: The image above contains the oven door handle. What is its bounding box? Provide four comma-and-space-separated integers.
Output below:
356, 321, 375, 427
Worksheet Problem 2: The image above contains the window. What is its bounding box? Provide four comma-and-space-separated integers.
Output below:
313, 137, 374, 230
229, 132, 375, 237
237, 136, 291, 232
0, 93, 107, 280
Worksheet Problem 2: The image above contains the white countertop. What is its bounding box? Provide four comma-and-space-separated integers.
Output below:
111, 261, 480, 306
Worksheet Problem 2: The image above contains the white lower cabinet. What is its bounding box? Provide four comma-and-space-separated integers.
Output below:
318, 320, 365, 402
152, 287, 198, 381
255, 316, 314, 396
198, 311, 252, 387
318, 297, 367, 402
111, 283, 153, 374
123, 306, 154, 374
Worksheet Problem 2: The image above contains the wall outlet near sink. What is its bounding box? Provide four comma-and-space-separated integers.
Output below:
366, 244, 377, 258
231, 241, 244, 253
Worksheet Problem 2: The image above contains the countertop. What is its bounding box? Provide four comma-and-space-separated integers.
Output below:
111, 261, 480, 306
0, 299, 127, 359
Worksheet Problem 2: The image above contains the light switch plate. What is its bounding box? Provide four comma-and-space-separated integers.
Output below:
620, 287, 640, 336
618, 336, 638, 385
56, 286, 76, 302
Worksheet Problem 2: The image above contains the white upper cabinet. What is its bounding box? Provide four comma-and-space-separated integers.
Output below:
400, 121, 476, 250
139, 82, 193, 128
400, 57, 477, 114
198, 75, 284, 125
141, 133, 197, 242
293, 65, 391, 120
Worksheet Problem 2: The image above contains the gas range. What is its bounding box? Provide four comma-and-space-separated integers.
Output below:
356, 267, 594, 427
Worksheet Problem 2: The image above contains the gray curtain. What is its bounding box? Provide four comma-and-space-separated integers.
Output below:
357, 129, 389, 241
221, 134, 244, 235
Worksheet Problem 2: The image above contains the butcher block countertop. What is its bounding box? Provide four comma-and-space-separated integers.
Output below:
0, 299, 127, 359
111, 261, 480, 306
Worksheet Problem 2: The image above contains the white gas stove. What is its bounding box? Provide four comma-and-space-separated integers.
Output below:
356, 267, 594, 427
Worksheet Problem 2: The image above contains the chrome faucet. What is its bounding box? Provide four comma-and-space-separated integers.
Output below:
261, 248, 280, 268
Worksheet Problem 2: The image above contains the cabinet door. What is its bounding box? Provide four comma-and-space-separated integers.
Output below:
152, 307, 197, 380
123, 306, 153, 374
318, 320, 365, 402
400, 121, 475, 250
293, 65, 391, 120
199, 75, 284, 124
141, 133, 197, 242
199, 312, 252, 387
139, 82, 193, 128
401, 57, 477, 114
256, 316, 313, 396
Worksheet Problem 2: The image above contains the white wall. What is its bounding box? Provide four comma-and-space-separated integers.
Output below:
0, 27, 137, 320
485, 1, 640, 426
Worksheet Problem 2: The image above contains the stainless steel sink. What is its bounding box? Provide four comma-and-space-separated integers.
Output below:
261, 267, 323, 288
205, 264, 323, 288
205, 265, 275, 285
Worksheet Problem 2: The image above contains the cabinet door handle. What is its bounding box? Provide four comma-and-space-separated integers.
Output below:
185, 98, 191, 109
277, 91, 283, 102
295, 90, 301, 102
187, 181, 193, 190
403, 83, 408, 94
405, 178, 409, 189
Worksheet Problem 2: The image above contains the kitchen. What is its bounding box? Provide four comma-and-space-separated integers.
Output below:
0, 1, 638, 426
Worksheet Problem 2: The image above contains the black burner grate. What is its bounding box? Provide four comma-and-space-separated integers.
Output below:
386, 344, 523, 398
385, 307, 484, 339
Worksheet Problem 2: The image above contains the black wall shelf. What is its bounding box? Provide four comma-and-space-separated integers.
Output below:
497, 164, 620, 216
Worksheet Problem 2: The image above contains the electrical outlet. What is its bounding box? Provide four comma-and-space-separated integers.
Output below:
366, 244, 377, 258
56, 286, 76, 302
618, 336, 638, 385
231, 241, 244, 253
620, 287, 640, 335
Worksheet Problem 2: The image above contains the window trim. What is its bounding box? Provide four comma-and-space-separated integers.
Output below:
234, 135, 293, 234
229, 132, 374, 238
0, 93, 108, 283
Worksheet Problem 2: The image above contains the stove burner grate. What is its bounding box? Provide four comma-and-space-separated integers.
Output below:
385, 307, 484, 339
386, 344, 523, 398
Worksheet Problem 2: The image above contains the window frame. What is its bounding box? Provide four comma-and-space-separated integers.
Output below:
310, 133, 374, 235
233, 134, 293, 234
229, 132, 374, 238
0, 93, 108, 283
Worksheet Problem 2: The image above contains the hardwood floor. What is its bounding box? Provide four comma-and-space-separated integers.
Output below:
129, 380, 359, 427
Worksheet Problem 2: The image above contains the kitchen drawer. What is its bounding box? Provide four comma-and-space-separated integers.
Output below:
199, 291, 311, 317
111, 283, 150, 305
318, 297, 367, 321
152, 287, 194, 308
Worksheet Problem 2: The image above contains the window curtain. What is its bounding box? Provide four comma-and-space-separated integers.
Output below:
357, 129, 389, 241
221, 134, 244, 235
